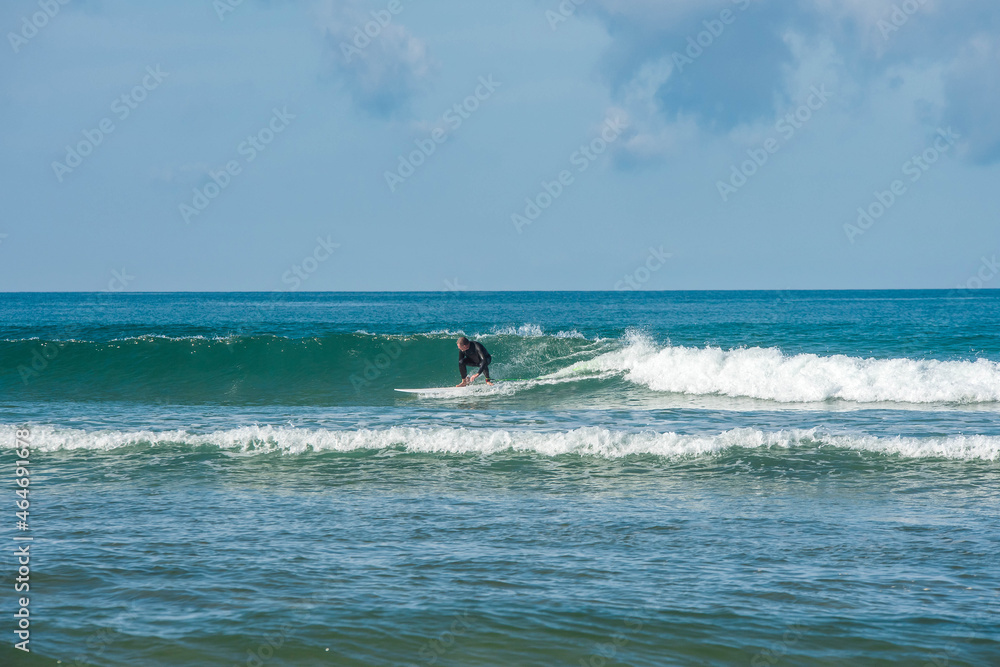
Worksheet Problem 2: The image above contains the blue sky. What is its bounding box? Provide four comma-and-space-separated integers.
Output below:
1, 0, 998, 291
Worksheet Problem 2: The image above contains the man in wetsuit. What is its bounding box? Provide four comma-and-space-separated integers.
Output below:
456, 336, 493, 386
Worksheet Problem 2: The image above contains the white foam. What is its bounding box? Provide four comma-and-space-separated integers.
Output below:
478, 324, 587, 339
4, 424, 997, 460
559, 335, 1000, 404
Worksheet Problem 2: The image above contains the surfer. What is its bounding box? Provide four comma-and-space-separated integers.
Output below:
456, 337, 493, 386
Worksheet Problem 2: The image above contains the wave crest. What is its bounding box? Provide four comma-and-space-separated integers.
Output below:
5, 425, 998, 460
559, 337, 1000, 404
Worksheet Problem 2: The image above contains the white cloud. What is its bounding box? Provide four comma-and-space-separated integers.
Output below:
577, 0, 1000, 164
942, 34, 1000, 163
315, 0, 433, 117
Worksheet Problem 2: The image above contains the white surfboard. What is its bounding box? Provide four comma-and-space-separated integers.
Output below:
395, 386, 473, 395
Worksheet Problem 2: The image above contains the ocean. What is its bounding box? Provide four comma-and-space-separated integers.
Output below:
2, 291, 999, 666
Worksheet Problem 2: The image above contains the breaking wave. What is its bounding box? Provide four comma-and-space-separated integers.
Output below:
6, 424, 999, 460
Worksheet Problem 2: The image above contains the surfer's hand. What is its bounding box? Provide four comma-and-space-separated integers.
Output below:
469, 373, 479, 383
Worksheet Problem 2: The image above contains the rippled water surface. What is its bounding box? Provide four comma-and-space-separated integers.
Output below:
2, 291, 998, 665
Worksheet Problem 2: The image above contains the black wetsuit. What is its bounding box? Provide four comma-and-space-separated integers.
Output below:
459, 341, 492, 381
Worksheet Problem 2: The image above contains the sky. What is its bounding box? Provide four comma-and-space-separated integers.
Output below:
1, 0, 998, 291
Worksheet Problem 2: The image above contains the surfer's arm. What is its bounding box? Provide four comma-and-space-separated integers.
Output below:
469, 343, 491, 382
476, 343, 491, 374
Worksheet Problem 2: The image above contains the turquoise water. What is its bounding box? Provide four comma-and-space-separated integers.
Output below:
2, 291, 999, 665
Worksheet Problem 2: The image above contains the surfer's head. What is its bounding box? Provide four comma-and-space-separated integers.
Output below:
457, 337, 470, 350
